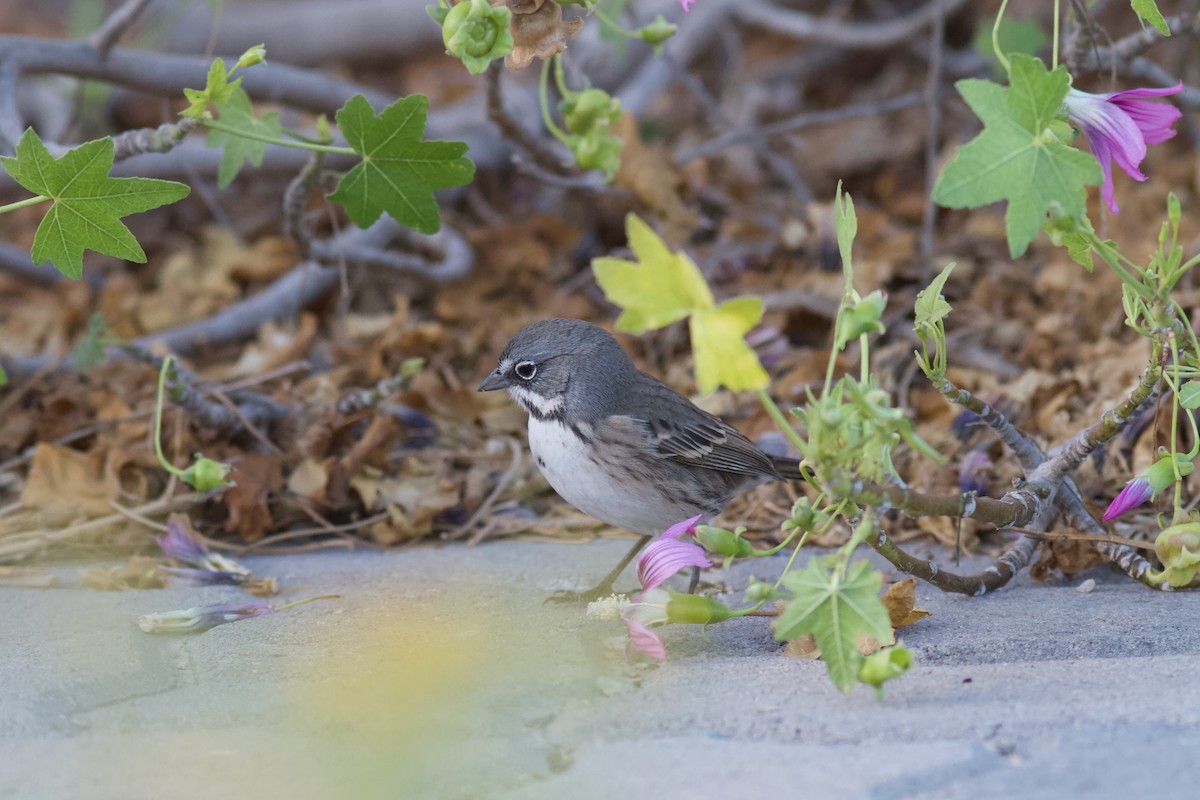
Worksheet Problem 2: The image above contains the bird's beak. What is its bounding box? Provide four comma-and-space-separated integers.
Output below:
478, 369, 510, 392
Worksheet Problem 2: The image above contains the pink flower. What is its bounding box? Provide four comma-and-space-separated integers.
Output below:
1102, 455, 1184, 521
621, 515, 712, 659
636, 514, 711, 590
679, 0, 695, 10
1064, 83, 1182, 214
1102, 477, 1153, 521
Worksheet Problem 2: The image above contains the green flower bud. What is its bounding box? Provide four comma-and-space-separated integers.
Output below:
1045, 118, 1074, 146
744, 577, 780, 603
441, 0, 514, 76
694, 525, 758, 558
315, 114, 334, 144
1149, 521, 1200, 587
666, 591, 736, 625
234, 45, 267, 71
638, 15, 677, 52
560, 88, 621, 135
426, 2, 450, 24
858, 643, 913, 697
180, 456, 235, 493
566, 130, 623, 179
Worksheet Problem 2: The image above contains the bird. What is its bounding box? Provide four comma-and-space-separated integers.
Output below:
479, 318, 803, 599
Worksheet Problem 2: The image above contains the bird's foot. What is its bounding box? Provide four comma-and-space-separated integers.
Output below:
544, 581, 623, 605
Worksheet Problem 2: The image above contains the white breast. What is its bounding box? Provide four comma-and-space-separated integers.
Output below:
527, 417, 698, 535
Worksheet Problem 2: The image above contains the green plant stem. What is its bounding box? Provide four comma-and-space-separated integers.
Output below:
992, 0, 1012, 74
539, 57, 570, 145
201, 118, 354, 155
590, 3, 642, 39
772, 530, 812, 591
153, 356, 186, 480
0, 194, 51, 214
757, 388, 809, 458
1092, 236, 1149, 295
1051, 0, 1060, 69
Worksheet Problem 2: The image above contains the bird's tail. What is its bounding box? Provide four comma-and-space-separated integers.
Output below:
770, 456, 805, 482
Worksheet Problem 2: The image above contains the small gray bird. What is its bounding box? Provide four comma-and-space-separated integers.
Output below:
479, 318, 802, 598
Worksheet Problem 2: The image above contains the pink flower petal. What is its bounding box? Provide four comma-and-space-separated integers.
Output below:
1103, 478, 1153, 521
623, 616, 666, 659
636, 514, 710, 591
1065, 84, 1181, 215
679, 0, 696, 10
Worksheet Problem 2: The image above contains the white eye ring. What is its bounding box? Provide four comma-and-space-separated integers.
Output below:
514, 361, 537, 381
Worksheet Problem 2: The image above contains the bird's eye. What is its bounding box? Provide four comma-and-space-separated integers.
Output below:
514, 361, 537, 381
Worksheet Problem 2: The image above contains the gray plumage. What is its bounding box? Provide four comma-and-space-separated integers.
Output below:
480, 319, 802, 536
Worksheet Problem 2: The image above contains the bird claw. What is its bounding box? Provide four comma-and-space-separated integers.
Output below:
544, 582, 620, 605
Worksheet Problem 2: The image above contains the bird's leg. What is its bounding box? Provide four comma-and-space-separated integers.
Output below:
547, 534, 653, 604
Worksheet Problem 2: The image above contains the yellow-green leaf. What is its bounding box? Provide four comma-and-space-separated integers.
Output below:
592, 213, 713, 333
690, 297, 769, 394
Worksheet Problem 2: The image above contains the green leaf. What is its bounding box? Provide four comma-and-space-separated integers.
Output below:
1179, 381, 1200, 410
182, 58, 242, 119
207, 89, 282, 189
914, 261, 956, 334
834, 182, 857, 289
776, 559, 893, 693
592, 213, 714, 333
328, 94, 475, 234
932, 55, 1102, 258
690, 297, 769, 394
1131, 0, 1171, 36
0, 129, 190, 279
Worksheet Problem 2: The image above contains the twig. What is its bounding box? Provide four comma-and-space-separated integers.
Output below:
449, 437, 523, 543
2, 34, 393, 116
282, 155, 323, 258
0, 494, 193, 563
308, 224, 475, 283
675, 92, 927, 165
110, 117, 199, 161
872, 527, 1043, 596
734, 0, 970, 51
1008, 526, 1154, 551
86, 0, 155, 58
0, 57, 22, 153
485, 62, 568, 175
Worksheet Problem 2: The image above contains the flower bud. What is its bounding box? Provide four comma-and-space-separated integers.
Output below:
441, 0, 514, 75
858, 643, 913, 697
665, 591, 736, 625
1149, 521, 1200, 587
234, 44, 267, 71
693, 525, 758, 558
180, 455, 235, 493
638, 15, 677, 51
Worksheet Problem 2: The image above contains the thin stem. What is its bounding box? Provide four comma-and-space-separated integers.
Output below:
539, 56, 569, 144
757, 388, 809, 457
0, 195, 51, 214
200, 118, 354, 155
590, 2, 641, 40
771, 530, 812, 591
992, 0, 1012, 74
1052, 0, 1060, 70
153, 356, 185, 480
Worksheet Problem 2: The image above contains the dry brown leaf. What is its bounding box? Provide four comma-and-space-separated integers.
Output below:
21, 443, 117, 524
612, 113, 699, 240
881, 578, 931, 628
223, 452, 284, 541
783, 634, 821, 659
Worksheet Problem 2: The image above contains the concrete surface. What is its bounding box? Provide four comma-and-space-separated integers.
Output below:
1, 539, 1197, 800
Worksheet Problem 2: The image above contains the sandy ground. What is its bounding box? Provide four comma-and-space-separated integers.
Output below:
2, 539, 1198, 800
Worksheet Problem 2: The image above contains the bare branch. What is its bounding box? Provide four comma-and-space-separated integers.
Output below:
734, 0, 970, 51
0, 35, 392, 117
86, 0, 155, 58
0, 58, 22, 153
